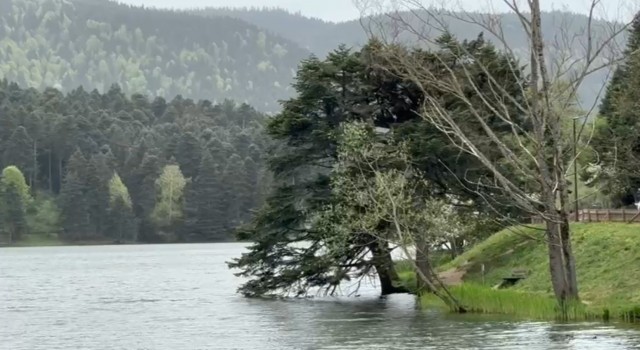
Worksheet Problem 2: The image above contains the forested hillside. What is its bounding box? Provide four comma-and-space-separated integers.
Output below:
0, 0, 309, 112
200, 7, 620, 108
0, 81, 269, 243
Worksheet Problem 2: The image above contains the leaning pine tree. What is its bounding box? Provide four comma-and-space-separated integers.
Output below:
228, 47, 414, 297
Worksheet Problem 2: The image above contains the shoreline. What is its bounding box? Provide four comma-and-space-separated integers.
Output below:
396, 223, 640, 323
1, 235, 241, 248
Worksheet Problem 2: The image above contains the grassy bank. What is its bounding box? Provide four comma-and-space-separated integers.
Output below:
399, 223, 640, 321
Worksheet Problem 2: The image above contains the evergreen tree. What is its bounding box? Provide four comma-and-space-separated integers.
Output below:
0, 166, 31, 242
3, 126, 35, 184
131, 153, 162, 242
184, 150, 226, 241
58, 151, 91, 241
85, 150, 114, 239
175, 131, 202, 180
221, 154, 244, 229
591, 13, 640, 205
228, 47, 408, 297
240, 156, 259, 220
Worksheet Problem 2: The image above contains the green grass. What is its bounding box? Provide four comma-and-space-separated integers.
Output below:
419, 284, 589, 321
399, 223, 640, 321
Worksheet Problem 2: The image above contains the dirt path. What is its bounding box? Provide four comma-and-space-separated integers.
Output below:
438, 268, 466, 286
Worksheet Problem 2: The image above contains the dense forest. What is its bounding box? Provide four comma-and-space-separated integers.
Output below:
0, 0, 309, 112
0, 81, 269, 244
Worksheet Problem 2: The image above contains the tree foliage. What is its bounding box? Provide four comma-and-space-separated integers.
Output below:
0, 81, 269, 243
229, 39, 524, 297
590, 13, 640, 206
0, 165, 30, 242
151, 164, 187, 241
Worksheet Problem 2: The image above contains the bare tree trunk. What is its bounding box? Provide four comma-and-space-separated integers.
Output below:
415, 232, 434, 292
529, 0, 579, 305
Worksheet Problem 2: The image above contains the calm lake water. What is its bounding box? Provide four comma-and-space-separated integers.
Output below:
2, 243, 640, 350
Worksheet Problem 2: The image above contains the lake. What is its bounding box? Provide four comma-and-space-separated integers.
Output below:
2, 243, 640, 349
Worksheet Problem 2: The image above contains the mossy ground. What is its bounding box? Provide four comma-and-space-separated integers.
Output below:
398, 223, 640, 321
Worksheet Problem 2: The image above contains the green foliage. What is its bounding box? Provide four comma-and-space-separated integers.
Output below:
108, 173, 132, 209
230, 36, 524, 297
418, 284, 587, 321
0, 81, 268, 244
0, 165, 31, 242
0, 0, 310, 112
0, 182, 27, 242
26, 195, 61, 237
183, 150, 226, 242
58, 150, 91, 241
151, 164, 187, 240
2, 127, 34, 183
1, 165, 31, 203
107, 173, 136, 242
589, 13, 640, 206
230, 45, 397, 297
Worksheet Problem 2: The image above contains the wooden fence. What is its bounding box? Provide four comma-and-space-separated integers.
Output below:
531, 209, 640, 224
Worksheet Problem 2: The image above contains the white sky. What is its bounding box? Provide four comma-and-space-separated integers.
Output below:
118, 0, 636, 23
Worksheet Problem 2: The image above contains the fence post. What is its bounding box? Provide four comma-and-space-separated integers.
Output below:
623, 209, 627, 222
595, 210, 599, 222
587, 210, 592, 222
607, 209, 611, 221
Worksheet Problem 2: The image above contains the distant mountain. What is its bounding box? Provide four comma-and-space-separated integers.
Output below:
0, 1, 621, 112
196, 8, 363, 55
0, 0, 310, 111
198, 8, 624, 110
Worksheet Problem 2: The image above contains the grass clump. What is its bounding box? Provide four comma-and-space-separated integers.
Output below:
427, 284, 588, 321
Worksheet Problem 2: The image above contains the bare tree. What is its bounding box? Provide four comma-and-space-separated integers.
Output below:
354, 0, 636, 308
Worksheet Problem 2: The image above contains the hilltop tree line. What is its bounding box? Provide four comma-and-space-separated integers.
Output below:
0, 80, 269, 243
0, 0, 309, 112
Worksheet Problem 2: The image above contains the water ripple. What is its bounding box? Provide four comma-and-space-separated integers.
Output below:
2, 244, 640, 350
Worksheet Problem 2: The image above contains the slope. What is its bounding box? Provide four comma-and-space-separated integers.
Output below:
0, 0, 310, 112
440, 223, 640, 313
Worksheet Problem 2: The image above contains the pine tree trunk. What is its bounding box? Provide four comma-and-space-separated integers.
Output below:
368, 240, 410, 295
58, 157, 63, 193
32, 139, 37, 191
48, 150, 53, 192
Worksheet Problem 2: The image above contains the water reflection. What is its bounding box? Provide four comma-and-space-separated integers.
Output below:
1, 244, 640, 350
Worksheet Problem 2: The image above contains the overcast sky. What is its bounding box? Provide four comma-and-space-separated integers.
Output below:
118, 0, 635, 22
